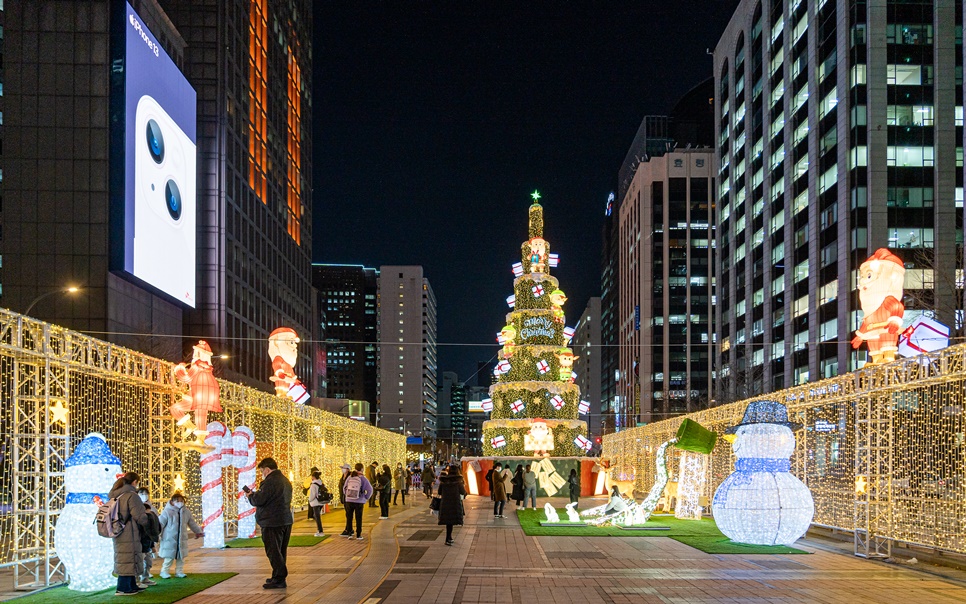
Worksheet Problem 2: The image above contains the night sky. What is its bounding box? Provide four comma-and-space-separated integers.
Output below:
312, 2, 739, 383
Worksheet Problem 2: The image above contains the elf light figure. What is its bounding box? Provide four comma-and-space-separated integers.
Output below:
171, 340, 222, 450
500, 324, 517, 359
56, 433, 122, 592
549, 289, 567, 324
851, 248, 905, 364
712, 401, 814, 546
268, 327, 310, 404
556, 348, 578, 382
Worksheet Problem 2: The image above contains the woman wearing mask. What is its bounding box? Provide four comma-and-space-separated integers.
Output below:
377, 464, 393, 519
491, 463, 509, 518
109, 472, 150, 595
437, 464, 466, 546
393, 463, 407, 505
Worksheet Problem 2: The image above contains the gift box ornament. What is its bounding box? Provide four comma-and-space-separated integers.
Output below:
537, 360, 551, 374
506, 294, 516, 308
496, 360, 511, 374
578, 400, 590, 415
898, 316, 950, 357
532, 284, 545, 297
574, 435, 592, 451
548, 253, 559, 268
550, 395, 565, 410
491, 435, 507, 448
511, 399, 525, 413
512, 262, 524, 277
481, 398, 494, 412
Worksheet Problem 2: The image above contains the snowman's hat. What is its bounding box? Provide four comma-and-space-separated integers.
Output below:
725, 400, 802, 434
66, 432, 122, 467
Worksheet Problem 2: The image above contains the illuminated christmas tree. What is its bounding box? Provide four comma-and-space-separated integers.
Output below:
482, 192, 591, 458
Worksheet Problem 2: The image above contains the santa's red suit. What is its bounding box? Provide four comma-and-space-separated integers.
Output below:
853, 295, 904, 355
271, 355, 298, 395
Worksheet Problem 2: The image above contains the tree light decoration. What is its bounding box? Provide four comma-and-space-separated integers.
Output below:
712, 402, 814, 546
56, 433, 121, 592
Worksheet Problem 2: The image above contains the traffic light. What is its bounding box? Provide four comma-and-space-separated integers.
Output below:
595, 437, 601, 444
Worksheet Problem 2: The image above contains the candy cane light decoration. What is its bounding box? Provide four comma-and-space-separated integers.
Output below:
232, 426, 257, 538
200, 421, 226, 548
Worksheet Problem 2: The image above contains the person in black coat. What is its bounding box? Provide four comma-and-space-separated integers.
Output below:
510, 465, 525, 509
437, 465, 467, 546
568, 468, 580, 508
246, 458, 294, 590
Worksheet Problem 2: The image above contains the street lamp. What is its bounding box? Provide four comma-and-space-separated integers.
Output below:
24, 286, 82, 317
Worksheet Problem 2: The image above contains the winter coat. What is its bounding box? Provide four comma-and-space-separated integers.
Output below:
491, 470, 509, 502
109, 484, 149, 577
393, 467, 405, 490
510, 471, 525, 501
420, 467, 435, 486
248, 469, 294, 528
568, 474, 580, 501
140, 502, 162, 553
375, 471, 392, 495
308, 478, 327, 508
366, 464, 378, 486
437, 473, 467, 526
158, 503, 203, 560
523, 471, 536, 488
339, 472, 348, 504
485, 469, 495, 499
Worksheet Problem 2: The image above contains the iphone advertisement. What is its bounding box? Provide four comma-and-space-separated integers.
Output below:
113, 2, 197, 307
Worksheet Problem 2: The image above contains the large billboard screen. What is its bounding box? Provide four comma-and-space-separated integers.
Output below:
112, 2, 197, 307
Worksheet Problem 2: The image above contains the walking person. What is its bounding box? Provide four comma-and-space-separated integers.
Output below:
366, 461, 379, 507
523, 464, 537, 510
377, 464, 393, 519
491, 462, 509, 518
245, 458, 294, 590
109, 472, 150, 595
136, 487, 161, 586
341, 463, 374, 540
158, 493, 204, 579
511, 465, 525, 509
438, 464, 466, 546
568, 468, 580, 509
421, 464, 435, 498
393, 462, 407, 505
308, 470, 328, 537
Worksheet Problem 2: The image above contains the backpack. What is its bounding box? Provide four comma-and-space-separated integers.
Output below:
314, 482, 332, 505
343, 476, 362, 500
95, 496, 126, 538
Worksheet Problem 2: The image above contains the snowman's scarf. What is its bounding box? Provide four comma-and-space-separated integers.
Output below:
66, 492, 108, 504
736, 458, 790, 472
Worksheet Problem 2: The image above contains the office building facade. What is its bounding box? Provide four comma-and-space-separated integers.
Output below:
160, 0, 314, 388
570, 297, 602, 440
378, 266, 438, 441
312, 264, 379, 421
619, 150, 715, 425
436, 371, 466, 444
714, 0, 963, 399
600, 193, 621, 434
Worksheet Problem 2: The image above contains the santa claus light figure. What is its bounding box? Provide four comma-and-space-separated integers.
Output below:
171, 340, 222, 450
851, 248, 905, 364
524, 418, 555, 456
268, 327, 310, 404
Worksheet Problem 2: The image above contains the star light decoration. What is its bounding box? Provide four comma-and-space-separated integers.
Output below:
173, 473, 186, 493
49, 401, 69, 425
531, 190, 541, 202
855, 475, 867, 495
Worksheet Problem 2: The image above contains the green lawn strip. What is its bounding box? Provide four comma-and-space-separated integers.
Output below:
225, 534, 327, 548
11, 572, 236, 603
516, 509, 723, 537
671, 535, 809, 554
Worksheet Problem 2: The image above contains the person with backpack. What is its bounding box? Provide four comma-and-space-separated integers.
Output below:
341, 463, 373, 540
136, 487, 161, 586
107, 471, 150, 596
376, 464, 393, 519
308, 470, 329, 537
437, 464, 467, 546
392, 462, 407, 505
158, 492, 204, 579
245, 458, 294, 589
302, 466, 320, 520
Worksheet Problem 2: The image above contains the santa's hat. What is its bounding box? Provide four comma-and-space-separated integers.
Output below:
869, 248, 904, 268
269, 327, 299, 342
193, 340, 212, 354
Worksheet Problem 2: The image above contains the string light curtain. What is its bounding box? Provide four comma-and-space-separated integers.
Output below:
602, 343, 966, 557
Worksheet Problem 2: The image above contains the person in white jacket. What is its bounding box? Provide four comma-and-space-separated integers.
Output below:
308, 471, 327, 537
157, 493, 204, 578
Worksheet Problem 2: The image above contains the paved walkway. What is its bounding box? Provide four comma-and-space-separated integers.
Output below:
6, 494, 966, 603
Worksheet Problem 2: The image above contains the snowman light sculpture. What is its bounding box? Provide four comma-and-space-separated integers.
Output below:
55, 433, 123, 592
712, 401, 814, 546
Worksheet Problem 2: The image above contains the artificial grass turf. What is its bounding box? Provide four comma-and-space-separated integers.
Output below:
11, 572, 236, 603
225, 534, 327, 548
516, 509, 808, 554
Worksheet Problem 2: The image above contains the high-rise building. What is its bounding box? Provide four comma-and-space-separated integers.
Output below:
571, 297, 602, 440
464, 385, 488, 456
619, 150, 715, 425
312, 264, 379, 421
3, 0, 190, 360
160, 0, 314, 389
436, 371, 466, 444
600, 192, 621, 434
378, 266, 437, 441
714, 0, 963, 400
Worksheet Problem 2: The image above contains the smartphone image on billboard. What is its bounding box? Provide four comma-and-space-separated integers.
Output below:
133, 94, 196, 306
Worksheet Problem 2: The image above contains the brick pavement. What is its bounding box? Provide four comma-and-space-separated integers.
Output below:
6, 493, 966, 603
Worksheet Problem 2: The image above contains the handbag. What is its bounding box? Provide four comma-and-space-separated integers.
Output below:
429, 496, 441, 511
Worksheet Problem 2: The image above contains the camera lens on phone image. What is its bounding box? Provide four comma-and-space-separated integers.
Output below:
165, 180, 182, 221
146, 119, 165, 164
